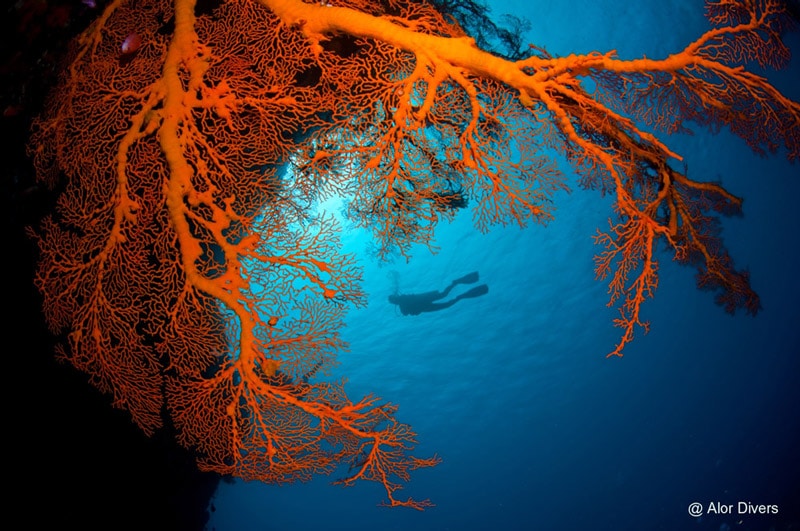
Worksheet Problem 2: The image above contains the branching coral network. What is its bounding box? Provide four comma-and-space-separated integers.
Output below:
27, 0, 799, 508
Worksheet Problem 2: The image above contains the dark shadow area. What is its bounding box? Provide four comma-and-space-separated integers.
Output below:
388, 271, 489, 315
787, 0, 800, 23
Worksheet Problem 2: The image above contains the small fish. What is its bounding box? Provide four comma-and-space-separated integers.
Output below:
121, 32, 142, 54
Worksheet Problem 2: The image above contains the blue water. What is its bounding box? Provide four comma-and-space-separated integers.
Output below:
207, 1, 800, 529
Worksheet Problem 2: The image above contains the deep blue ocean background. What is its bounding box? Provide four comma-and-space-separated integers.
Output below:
215, 0, 795, 529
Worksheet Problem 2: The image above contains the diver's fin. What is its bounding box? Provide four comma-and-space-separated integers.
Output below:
452, 271, 479, 285
457, 284, 488, 299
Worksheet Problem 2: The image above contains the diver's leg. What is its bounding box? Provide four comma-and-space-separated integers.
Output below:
442, 271, 480, 296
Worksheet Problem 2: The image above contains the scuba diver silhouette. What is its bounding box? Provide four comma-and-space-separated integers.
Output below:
388, 271, 488, 315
